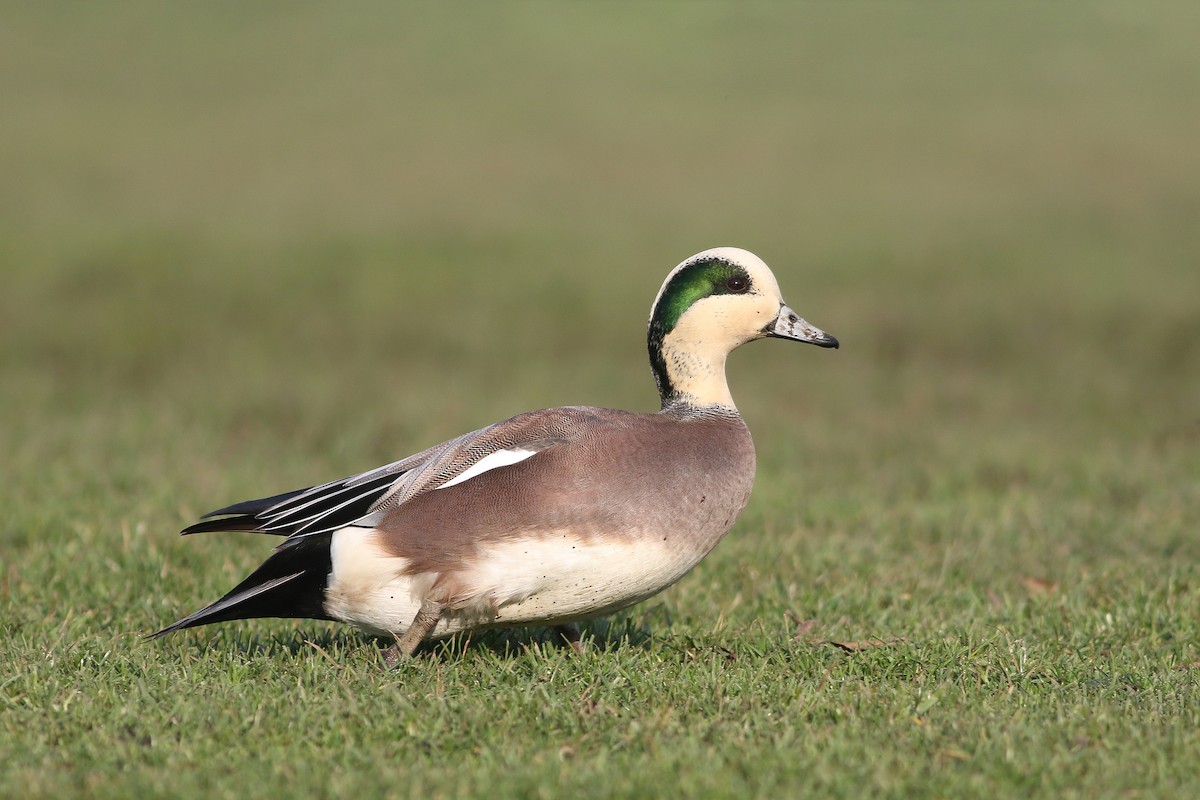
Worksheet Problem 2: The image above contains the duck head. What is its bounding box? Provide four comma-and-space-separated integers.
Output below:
648, 247, 838, 411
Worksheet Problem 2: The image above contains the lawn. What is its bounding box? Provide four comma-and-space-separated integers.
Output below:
2, 2, 1198, 798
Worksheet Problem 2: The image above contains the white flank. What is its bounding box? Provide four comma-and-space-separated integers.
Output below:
437, 447, 539, 490
325, 526, 418, 635
325, 526, 698, 639
463, 534, 693, 625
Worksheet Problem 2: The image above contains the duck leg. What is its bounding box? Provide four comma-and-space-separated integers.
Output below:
554, 623, 587, 654
382, 599, 443, 667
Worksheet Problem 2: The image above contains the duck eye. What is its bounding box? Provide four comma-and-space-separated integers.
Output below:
725, 275, 749, 293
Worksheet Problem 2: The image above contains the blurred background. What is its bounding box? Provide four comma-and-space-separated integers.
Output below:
1, 2, 1197, 590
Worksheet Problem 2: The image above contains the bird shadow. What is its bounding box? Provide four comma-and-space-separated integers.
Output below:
431, 612, 664, 659
151, 605, 672, 665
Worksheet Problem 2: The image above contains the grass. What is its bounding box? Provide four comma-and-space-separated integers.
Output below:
2, 2, 1199, 797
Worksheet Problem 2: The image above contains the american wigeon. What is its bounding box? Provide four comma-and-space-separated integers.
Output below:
153, 247, 837, 663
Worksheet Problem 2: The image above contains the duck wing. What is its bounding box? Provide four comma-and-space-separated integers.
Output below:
180, 408, 591, 540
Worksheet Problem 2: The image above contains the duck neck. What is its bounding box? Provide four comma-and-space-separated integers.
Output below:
650, 331, 737, 412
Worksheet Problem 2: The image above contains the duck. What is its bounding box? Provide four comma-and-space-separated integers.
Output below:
152, 247, 838, 664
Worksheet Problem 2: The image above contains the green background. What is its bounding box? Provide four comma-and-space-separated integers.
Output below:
2, 3, 1198, 798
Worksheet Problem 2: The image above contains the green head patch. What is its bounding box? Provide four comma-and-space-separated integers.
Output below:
649, 258, 753, 338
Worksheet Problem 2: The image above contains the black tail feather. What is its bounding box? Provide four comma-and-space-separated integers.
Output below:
201, 487, 314, 519
181, 514, 281, 535
150, 533, 333, 638
180, 487, 315, 535
257, 472, 398, 536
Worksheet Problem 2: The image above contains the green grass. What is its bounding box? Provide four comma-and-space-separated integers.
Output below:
2, 2, 1199, 797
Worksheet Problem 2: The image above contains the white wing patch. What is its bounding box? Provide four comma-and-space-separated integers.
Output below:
437, 447, 539, 490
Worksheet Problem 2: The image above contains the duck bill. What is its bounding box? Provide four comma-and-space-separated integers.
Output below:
766, 304, 839, 348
